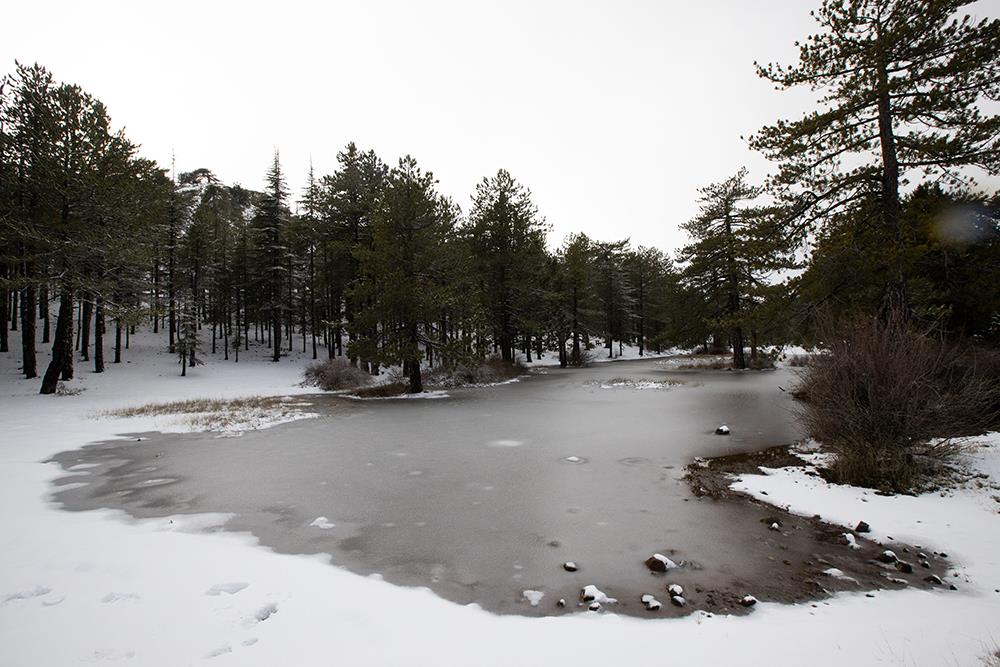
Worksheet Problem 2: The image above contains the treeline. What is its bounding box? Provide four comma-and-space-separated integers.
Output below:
4, 0, 1000, 395
3, 61, 766, 394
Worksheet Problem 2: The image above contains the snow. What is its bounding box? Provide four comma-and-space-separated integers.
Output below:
2, 328, 1000, 665
522, 590, 544, 607
308, 517, 335, 530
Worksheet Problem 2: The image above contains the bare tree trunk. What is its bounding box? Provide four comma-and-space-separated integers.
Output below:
94, 297, 104, 373
81, 297, 92, 361
875, 43, 906, 312
40, 284, 49, 343
20, 279, 37, 379
40, 286, 73, 394
114, 319, 122, 364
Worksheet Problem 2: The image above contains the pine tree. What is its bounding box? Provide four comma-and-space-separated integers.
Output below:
353, 156, 456, 393
751, 0, 1000, 309
464, 169, 549, 362
678, 169, 793, 369
255, 151, 289, 363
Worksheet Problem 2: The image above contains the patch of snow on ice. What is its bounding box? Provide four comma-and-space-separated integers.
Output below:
522, 589, 544, 606
205, 582, 249, 596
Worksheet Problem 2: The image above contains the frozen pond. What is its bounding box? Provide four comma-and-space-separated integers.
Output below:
50, 359, 830, 616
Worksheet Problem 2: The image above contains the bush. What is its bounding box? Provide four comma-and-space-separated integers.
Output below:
352, 382, 408, 398
568, 347, 597, 367
303, 358, 373, 391
424, 358, 525, 387
785, 354, 813, 367
797, 311, 1000, 491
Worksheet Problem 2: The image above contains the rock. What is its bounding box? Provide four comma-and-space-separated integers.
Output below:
580, 585, 616, 604
670, 595, 686, 607
855, 521, 871, 533
919, 560, 930, 569
715, 425, 730, 435
667, 583, 684, 597
644, 553, 678, 572
949, 584, 958, 591
843, 533, 861, 550
641, 594, 661, 611
924, 574, 943, 585
918, 552, 928, 560
588, 601, 601, 611
769, 522, 781, 531
740, 595, 757, 607
877, 550, 898, 564
895, 561, 913, 574
556, 598, 566, 608
938, 552, 949, 558
562, 561, 578, 572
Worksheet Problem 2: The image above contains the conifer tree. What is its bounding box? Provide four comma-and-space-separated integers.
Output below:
353, 156, 456, 393
255, 151, 288, 362
751, 0, 1000, 308
464, 169, 548, 362
678, 169, 793, 369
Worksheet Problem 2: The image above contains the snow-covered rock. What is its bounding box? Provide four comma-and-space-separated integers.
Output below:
878, 550, 898, 564
644, 553, 678, 572
667, 583, 683, 597
640, 594, 661, 611
562, 561, 578, 572
580, 585, 617, 605
715, 425, 730, 435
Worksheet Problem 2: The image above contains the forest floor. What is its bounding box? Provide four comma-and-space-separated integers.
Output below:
1, 329, 999, 665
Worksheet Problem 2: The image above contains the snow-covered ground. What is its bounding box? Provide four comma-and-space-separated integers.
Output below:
2, 330, 999, 665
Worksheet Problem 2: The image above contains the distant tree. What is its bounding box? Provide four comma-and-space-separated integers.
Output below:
464, 169, 549, 362
353, 156, 456, 393
591, 239, 633, 358
255, 151, 289, 362
556, 233, 594, 365
751, 0, 1000, 310
679, 169, 793, 369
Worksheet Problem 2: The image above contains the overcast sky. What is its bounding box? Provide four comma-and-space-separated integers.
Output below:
4, 0, 998, 251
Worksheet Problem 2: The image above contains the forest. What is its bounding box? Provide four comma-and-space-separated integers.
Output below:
1, 0, 998, 405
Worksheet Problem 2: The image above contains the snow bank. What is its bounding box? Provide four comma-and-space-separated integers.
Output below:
2, 329, 999, 665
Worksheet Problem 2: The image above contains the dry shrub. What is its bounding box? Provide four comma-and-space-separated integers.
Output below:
797, 311, 1000, 491
105, 395, 288, 418
424, 358, 526, 387
303, 358, 373, 391
748, 352, 776, 370
568, 347, 597, 367
352, 382, 409, 398
785, 354, 813, 367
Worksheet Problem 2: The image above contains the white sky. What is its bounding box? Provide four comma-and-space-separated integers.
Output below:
3, 0, 998, 251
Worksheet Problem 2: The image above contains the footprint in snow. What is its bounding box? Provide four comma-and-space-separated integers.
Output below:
244, 602, 278, 627
206, 645, 232, 658
205, 582, 249, 596
2, 585, 52, 606
101, 592, 140, 603
86, 648, 135, 662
